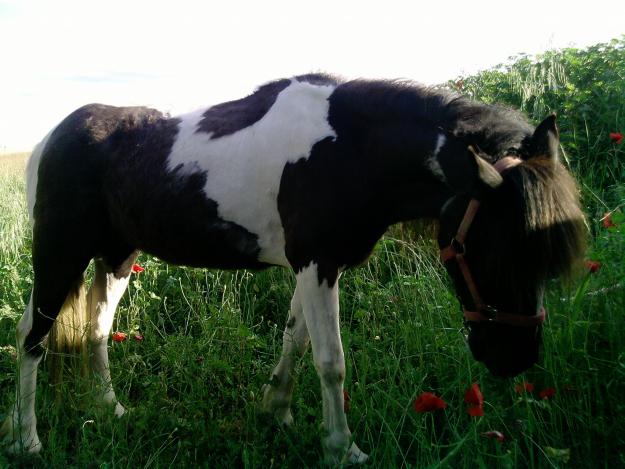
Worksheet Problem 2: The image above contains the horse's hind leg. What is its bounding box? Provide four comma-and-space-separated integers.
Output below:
261, 285, 309, 425
87, 253, 136, 416
0, 294, 42, 453
1, 244, 91, 454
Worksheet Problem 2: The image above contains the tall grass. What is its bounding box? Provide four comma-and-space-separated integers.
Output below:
1, 39, 625, 466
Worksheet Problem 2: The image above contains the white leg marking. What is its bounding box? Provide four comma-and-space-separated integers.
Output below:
297, 263, 368, 465
87, 259, 131, 417
261, 285, 309, 425
1, 294, 43, 453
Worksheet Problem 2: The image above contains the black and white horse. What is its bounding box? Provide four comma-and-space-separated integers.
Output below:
1, 74, 585, 464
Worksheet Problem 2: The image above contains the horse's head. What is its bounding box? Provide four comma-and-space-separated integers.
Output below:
437, 115, 586, 378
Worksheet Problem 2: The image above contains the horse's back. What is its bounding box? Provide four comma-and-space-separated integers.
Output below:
31, 76, 342, 269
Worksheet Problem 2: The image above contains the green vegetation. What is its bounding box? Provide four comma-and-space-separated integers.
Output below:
1, 38, 624, 467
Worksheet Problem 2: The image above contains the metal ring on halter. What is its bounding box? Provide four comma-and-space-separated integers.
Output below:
450, 237, 465, 256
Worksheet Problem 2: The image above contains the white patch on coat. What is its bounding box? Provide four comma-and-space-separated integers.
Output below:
166, 79, 337, 266
26, 128, 55, 225
426, 133, 446, 182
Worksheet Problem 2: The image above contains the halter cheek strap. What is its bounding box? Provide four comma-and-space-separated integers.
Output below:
440, 156, 547, 327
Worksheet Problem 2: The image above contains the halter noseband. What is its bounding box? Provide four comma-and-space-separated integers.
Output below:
439, 156, 547, 327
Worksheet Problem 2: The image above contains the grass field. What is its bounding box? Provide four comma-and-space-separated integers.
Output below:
1, 40, 625, 468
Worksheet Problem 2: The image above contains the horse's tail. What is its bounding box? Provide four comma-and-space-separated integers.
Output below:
26, 128, 90, 385
46, 278, 89, 386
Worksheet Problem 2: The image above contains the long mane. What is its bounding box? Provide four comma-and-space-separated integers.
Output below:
328, 77, 535, 158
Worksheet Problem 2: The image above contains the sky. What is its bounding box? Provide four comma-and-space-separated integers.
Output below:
0, 0, 623, 152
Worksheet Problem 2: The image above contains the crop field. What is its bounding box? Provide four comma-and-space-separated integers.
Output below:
1, 39, 624, 467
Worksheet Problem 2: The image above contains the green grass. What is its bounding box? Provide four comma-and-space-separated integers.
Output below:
1, 145, 624, 468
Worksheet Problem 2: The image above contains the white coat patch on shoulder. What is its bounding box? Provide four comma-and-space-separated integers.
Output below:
166, 79, 337, 266
425, 134, 447, 182
426, 133, 446, 182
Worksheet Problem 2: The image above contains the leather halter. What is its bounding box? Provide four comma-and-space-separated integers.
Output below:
440, 156, 547, 327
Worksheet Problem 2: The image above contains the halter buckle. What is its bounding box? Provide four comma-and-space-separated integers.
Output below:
450, 237, 465, 256
480, 305, 498, 321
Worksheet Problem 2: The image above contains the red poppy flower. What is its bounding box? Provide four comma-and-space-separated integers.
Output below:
465, 383, 484, 416
465, 383, 484, 406
467, 405, 484, 417
481, 430, 505, 442
112, 331, 128, 342
609, 132, 623, 144
585, 260, 601, 274
602, 213, 616, 228
131, 264, 144, 273
133, 334, 144, 341
413, 392, 447, 413
515, 381, 535, 393
539, 387, 556, 400
343, 389, 351, 413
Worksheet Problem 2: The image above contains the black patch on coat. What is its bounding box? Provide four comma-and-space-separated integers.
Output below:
197, 79, 291, 138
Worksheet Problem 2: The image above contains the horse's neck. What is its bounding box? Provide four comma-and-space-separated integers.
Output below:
361, 123, 453, 226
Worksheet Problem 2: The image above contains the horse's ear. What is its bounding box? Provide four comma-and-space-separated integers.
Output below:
528, 114, 559, 161
468, 145, 503, 190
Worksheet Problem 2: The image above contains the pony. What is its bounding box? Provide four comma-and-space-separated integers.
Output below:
1, 73, 585, 464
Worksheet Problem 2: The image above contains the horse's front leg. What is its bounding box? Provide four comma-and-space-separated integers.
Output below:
297, 262, 368, 465
261, 285, 309, 425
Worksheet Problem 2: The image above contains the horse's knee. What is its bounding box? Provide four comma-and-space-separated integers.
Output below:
315, 359, 345, 385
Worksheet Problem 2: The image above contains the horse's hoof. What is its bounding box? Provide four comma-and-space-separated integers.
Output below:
0, 415, 42, 454
5, 437, 42, 455
259, 384, 294, 427
323, 437, 368, 466
345, 442, 368, 464
113, 402, 126, 418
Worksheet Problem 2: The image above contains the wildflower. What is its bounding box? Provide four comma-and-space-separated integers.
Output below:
131, 264, 144, 273
481, 430, 505, 442
465, 382, 484, 416
584, 260, 601, 274
602, 213, 616, 228
413, 392, 447, 413
133, 334, 144, 341
539, 387, 556, 400
343, 389, 351, 413
112, 331, 128, 342
515, 381, 534, 394
609, 132, 623, 144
